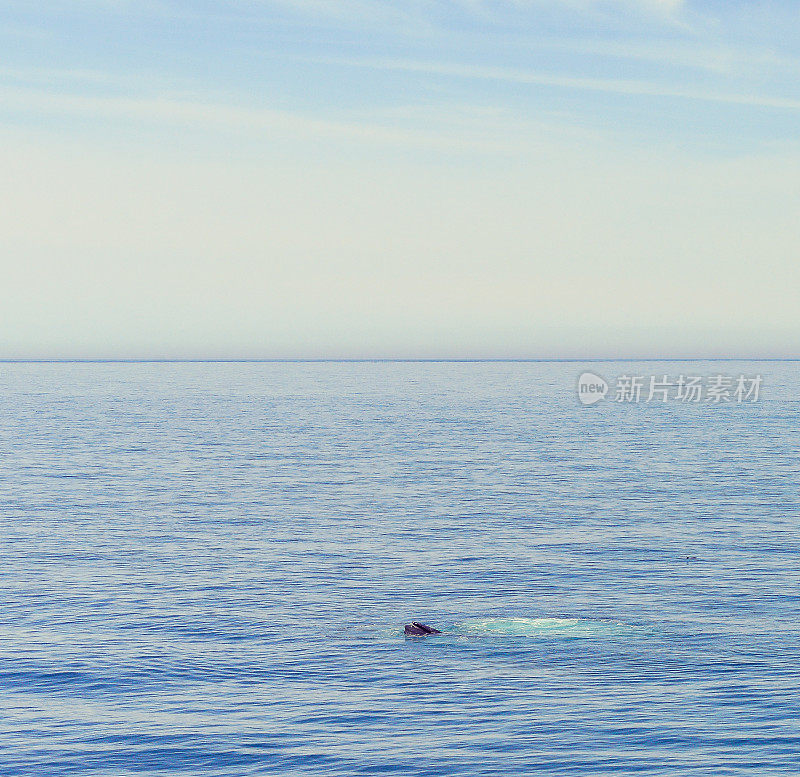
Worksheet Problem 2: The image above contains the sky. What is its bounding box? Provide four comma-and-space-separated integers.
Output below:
1, 0, 799, 358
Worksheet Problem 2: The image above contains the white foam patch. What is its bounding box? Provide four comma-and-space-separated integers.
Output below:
456, 617, 629, 637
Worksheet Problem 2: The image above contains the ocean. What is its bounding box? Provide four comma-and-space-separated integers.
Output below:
1, 361, 798, 776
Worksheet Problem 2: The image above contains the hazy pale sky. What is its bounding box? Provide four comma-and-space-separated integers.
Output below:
2, 0, 799, 358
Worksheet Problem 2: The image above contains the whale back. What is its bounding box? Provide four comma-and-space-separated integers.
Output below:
404, 621, 442, 635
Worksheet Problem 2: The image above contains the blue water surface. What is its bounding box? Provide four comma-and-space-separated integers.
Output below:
0, 361, 798, 776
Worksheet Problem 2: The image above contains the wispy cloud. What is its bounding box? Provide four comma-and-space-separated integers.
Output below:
0, 0, 686, 29
479, 0, 685, 10
0, 81, 574, 157
333, 57, 800, 112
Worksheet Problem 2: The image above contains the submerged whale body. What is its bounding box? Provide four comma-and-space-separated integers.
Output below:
404, 621, 441, 636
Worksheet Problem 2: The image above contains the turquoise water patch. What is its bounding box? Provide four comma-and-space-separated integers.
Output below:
455, 617, 634, 638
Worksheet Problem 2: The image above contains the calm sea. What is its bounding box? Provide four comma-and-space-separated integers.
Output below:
1, 361, 798, 776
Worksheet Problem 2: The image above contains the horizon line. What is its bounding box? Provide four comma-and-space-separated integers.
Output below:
1, 357, 798, 364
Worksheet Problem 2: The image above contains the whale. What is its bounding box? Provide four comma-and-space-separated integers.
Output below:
404, 621, 441, 636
